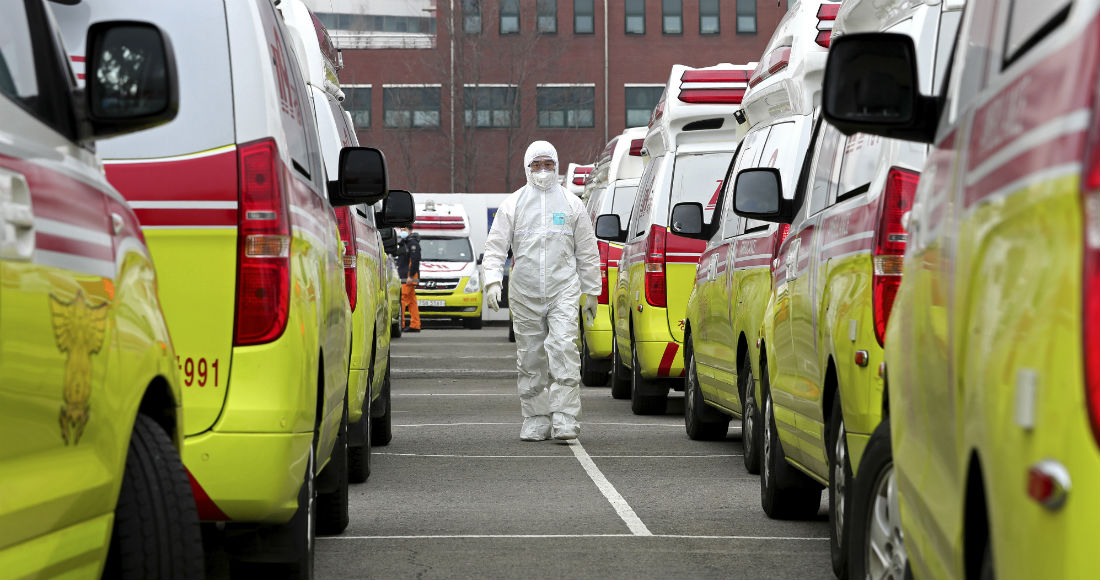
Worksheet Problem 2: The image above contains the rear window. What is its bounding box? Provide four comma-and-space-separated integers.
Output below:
421, 238, 473, 262
610, 184, 637, 222
670, 152, 733, 223
758, 121, 803, 198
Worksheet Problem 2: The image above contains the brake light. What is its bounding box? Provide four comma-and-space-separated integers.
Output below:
749, 46, 791, 88
597, 240, 610, 304
871, 167, 919, 346
679, 69, 751, 104
334, 207, 357, 311
629, 139, 644, 156
1081, 97, 1100, 447
645, 225, 667, 307
234, 138, 291, 346
816, 3, 839, 48
770, 223, 790, 273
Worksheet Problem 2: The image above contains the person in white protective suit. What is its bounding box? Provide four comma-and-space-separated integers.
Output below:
482, 141, 601, 441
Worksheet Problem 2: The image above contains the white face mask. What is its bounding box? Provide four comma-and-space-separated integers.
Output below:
397, 230, 409, 239
531, 169, 556, 190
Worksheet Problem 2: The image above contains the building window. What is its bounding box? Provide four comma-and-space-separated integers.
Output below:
537, 0, 557, 33
700, 0, 719, 34
500, 0, 520, 34
625, 86, 663, 127
537, 86, 595, 128
625, 0, 645, 35
463, 0, 481, 33
383, 86, 441, 128
464, 86, 518, 128
344, 86, 371, 128
662, 0, 682, 34
737, 0, 756, 34
574, 0, 594, 33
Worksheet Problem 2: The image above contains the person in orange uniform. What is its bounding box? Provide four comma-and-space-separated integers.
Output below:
396, 226, 422, 333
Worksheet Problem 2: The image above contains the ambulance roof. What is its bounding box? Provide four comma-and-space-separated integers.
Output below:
833, 0, 965, 35
740, 0, 841, 128
413, 200, 470, 237
643, 62, 757, 158
281, 0, 344, 100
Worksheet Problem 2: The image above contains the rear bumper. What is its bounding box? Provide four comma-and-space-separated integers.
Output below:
416, 289, 483, 318
183, 431, 311, 524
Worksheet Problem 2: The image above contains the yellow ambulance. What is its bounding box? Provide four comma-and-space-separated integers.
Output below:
412, 200, 484, 329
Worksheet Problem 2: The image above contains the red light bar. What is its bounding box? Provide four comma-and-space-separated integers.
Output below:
629, 139, 644, 156
678, 89, 745, 104
815, 30, 832, 48
680, 69, 752, 83
575, 167, 593, 174
749, 46, 791, 87
572, 177, 586, 185
817, 3, 840, 20
417, 215, 464, 222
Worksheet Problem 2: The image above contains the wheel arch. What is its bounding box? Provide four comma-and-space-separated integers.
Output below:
964, 451, 991, 580
138, 375, 179, 443
822, 357, 839, 431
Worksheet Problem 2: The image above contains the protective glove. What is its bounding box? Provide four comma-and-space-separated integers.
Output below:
582, 295, 598, 321
485, 282, 502, 312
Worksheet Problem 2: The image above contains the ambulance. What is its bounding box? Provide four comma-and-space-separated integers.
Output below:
596, 62, 754, 415
54, 0, 394, 574
280, 0, 409, 479
823, 0, 1099, 578
729, 0, 960, 574
580, 126, 647, 389
0, 4, 201, 577
412, 200, 484, 328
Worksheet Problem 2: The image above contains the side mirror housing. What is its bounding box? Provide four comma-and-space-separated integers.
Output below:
332, 147, 388, 207
595, 214, 625, 243
379, 189, 415, 227
822, 33, 940, 143
670, 202, 708, 238
732, 168, 796, 224
83, 21, 179, 140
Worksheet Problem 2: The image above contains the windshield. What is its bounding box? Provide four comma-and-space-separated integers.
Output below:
420, 237, 474, 262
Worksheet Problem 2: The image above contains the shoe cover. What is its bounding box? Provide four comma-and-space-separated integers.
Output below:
552, 412, 580, 440
520, 415, 552, 441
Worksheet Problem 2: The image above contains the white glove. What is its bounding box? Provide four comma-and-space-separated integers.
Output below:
582, 295, 598, 321
486, 282, 501, 312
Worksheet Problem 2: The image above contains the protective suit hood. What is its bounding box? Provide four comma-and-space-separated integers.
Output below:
524, 140, 560, 192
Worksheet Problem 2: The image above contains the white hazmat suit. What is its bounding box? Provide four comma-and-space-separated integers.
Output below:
483, 141, 601, 441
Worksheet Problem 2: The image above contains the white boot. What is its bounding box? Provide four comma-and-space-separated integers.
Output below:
520, 415, 552, 441
551, 412, 580, 440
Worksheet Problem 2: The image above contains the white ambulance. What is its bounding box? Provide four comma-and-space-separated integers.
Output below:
412, 200, 484, 328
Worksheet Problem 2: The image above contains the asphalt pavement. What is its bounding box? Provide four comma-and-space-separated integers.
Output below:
317, 324, 832, 580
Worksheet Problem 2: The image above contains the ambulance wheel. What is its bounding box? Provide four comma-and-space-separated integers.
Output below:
847, 420, 908, 580
610, 331, 631, 400
464, 317, 483, 329
684, 343, 729, 440
760, 368, 823, 520
316, 403, 349, 535
828, 396, 853, 579
371, 363, 392, 446
580, 326, 610, 386
348, 395, 371, 484
631, 338, 667, 415
739, 356, 762, 475
391, 320, 402, 339
104, 414, 204, 580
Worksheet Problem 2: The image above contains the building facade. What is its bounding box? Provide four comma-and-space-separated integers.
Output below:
319, 0, 788, 192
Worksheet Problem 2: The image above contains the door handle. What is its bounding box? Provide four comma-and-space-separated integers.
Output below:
0, 169, 34, 260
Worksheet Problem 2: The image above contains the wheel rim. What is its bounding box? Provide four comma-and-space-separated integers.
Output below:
744, 389, 756, 458
306, 446, 315, 561
685, 352, 696, 424
763, 394, 772, 487
865, 462, 905, 580
834, 419, 848, 542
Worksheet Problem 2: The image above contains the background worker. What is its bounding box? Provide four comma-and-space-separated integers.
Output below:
482, 140, 601, 441
396, 226, 422, 333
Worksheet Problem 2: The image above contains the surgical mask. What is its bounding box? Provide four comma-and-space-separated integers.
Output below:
397, 230, 409, 239
531, 169, 556, 190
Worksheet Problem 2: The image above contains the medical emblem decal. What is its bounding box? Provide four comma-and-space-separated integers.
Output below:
51, 290, 109, 445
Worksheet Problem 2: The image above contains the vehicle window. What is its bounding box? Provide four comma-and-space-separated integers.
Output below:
630, 155, 661, 238
932, 9, 962, 94
801, 123, 840, 214
0, 1, 40, 110
758, 121, 801, 199
670, 152, 733, 224
942, 3, 997, 126
836, 131, 882, 203
610, 184, 637, 222
1004, 0, 1071, 66
420, 238, 473, 262
719, 180, 742, 239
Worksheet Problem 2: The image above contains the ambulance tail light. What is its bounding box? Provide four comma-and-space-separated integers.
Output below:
871, 167, 919, 346
597, 240, 610, 304
770, 223, 791, 274
335, 206, 358, 311
816, 3, 840, 48
1080, 104, 1100, 447
235, 138, 291, 346
630, 139, 644, 156
644, 225, 667, 307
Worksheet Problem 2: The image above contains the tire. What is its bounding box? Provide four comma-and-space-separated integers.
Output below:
610, 330, 631, 400
580, 323, 611, 386
847, 420, 907, 580
103, 414, 204, 580
316, 403, 349, 536
348, 394, 371, 484
684, 342, 729, 440
760, 362, 823, 520
739, 356, 762, 474
371, 363, 393, 446
391, 320, 402, 339
631, 338, 667, 415
464, 317, 483, 329
828, 396, 853, 579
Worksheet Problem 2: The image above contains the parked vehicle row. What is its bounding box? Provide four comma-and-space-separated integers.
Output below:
1, 0, 414, 577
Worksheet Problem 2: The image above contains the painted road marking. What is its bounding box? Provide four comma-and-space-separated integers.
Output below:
392, 354, 516, 359
376, 452, 741, 458
569, 441, 652, 536
319, 534, 828, 541
393, 421, 686, 428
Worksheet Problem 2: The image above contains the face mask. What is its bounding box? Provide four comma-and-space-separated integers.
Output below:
397, 230, 409, 239
531, 169, 556, 190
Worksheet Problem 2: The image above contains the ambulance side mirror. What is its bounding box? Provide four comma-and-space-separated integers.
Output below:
333, 147, 388, 207
595, 214, 625, 243
670, 202, 706, 238
822, 33, 940, 144
379, 189, 415, 227
83, 21, 179, 141
732, 168, 795, 224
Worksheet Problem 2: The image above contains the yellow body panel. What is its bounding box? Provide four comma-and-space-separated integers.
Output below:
415, 276, 483, 319
581, 264, 620, 359
348, 227, 389, 424
613, 245, 685, 380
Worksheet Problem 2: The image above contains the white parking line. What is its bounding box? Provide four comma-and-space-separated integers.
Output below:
319, 533, 828, 541
393, 421, 687, 428
569, 442, 652, 536
392, 354, 516, 359
376, 452, 741, 459
393, 394, 514, 397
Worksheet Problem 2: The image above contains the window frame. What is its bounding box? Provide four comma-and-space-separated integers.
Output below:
662, 0, 682, 35
736, 0, 757, 35
463, 0, 482, 34
624, 84, 664, 128
500, 0, 520, 35
536, 84, 596, 129
625, 0, 646, 35
463, 84, 519, 128
382, 85, 442, 129
574, 0, 595, 34
342, 84, 372, 129
699, 0, 720, 35
537, 0, 558, 34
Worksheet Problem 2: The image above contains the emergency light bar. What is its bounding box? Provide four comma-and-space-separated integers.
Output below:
572, 166, 593, 186
748, 46, 792, 88
815, 3, 840, 48
678, 69, 751, 104
415, 215, 465, 230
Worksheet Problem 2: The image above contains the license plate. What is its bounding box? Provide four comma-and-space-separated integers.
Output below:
418, 300, 445, 307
